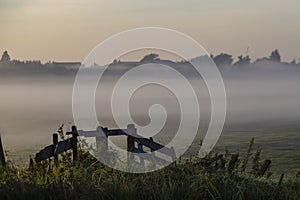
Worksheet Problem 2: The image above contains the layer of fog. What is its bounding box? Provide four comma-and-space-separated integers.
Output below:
0, 61, 300, 155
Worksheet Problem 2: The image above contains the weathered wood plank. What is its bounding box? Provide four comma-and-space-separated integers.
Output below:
35, 138, 73, 162
71, 126, 78, 162
35, 145, 54, 162
78, 126, 108, 137
134, 137, 175, 158
107, 129, 128, 136
134, 137, 164, 151
127, 124, 136, 163
53, 133, 59, 165
56, 139, 73, 155
77, 125, 175, 159
78, 130, 101, 137
78, 128, 127, 137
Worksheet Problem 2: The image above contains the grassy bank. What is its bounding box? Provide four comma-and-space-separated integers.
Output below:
0, 147, 299, 200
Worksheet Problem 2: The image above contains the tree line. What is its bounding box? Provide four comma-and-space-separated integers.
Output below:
0, 49, 299, 76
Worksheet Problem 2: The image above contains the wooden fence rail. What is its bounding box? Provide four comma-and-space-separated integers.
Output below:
34, 124, 175, 167
77, 124, 176, 165
35, 126, 78, 163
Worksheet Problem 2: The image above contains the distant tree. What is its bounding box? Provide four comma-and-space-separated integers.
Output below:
269, 49, 281, 62
1, 51, 11, 62
112, 59, 119, 64
140, 53, 159, 63
290, 59, 296, 65
213, 53, 233, 66
234, 55, 251, 66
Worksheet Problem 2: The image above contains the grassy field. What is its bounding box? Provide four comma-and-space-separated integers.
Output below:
0, 149, 300, 200
214, 123, 300, 175
4, 122, 300, 176
1, 122, 300, 199
162, 122, 300, 176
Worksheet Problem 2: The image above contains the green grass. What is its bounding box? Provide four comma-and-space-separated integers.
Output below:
1, 123, 300, 199
0, 142, 300, 200
214, 123, 300, 174
5, 123, 300, 174
173, 123, 300, 175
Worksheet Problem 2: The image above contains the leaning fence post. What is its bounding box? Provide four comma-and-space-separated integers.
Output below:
96, 126, 108, 151
170, 147, 176, 163
149, 137, 155, 153
0, 134, 6, 167
53, 133, 59, 166
71, 126, 78, 163
138, 143, 145, 166
29, 157, 34, 171
273, 173, 285, 199
127, 124, 136, 164
149, 137, 157, 167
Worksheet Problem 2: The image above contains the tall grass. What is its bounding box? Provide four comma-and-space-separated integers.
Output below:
0, 139, 299, 200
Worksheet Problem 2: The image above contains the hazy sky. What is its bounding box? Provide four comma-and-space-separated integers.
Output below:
0, 0, 299, 62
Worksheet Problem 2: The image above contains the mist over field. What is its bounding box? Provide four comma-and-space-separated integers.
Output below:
0, 52, 300, 168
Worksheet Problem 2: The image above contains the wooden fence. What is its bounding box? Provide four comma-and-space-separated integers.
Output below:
77, 124, 176, 165
35, 126, 78, 163
0, 127, 281, 179
34, 124, 176, 166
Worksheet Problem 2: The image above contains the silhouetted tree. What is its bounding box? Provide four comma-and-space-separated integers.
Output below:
140, 53, 159, 63
290, 59, 296, 65
112, 59, 119, 64
234, 55, 251, 66
213, 53, 233, 66
269, 49, 281, 62
1, 51, 10, 62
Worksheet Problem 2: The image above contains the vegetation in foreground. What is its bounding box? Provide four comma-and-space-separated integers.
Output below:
0, 139, 300, 200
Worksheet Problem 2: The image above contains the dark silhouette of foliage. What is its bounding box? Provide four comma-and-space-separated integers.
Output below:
0, 50, 300, 77
241, 138, 254, 172
1, 50, 10, 62
269, 49, 281, 62
212, 53, 233, 66
0, 137, 299, 200
234, 55, 251, 66
290, 59, 296, 65
140, 53, 159, 63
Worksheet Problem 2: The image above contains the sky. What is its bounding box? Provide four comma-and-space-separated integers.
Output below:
0, 0, 300, 62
